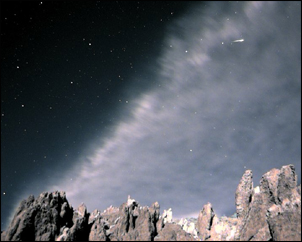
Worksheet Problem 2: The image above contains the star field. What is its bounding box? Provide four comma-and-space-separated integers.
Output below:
1, 1, 301, 230
1, 1, 192, 228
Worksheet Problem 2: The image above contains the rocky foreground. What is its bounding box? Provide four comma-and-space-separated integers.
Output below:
1, 164, 301, 241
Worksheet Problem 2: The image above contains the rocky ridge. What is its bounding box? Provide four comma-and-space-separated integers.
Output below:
1, 164, 301, 241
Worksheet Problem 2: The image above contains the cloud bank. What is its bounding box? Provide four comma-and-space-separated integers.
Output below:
28, 1, 301, 219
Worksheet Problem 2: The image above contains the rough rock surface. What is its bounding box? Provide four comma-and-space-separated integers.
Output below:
1, 191, 73, 241
1, 164, 301, 241
265, 166, 301, 241
62, 203, 90, 241
197, 202, 216, 240
178, 218, 198, 237
162, 208, 173, 224
208, 216, 238, 241
196, 204, 238, 241
89, 196, 163, 241
154, 223, 195, 241
194, 164, 300, 241
235, 169, 253, 220
238, 164, 301, 241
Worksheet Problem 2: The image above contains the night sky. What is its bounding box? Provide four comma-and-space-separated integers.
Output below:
1, 1, 301, 230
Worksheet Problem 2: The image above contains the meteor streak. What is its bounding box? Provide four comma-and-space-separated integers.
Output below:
232, 38, 244, 42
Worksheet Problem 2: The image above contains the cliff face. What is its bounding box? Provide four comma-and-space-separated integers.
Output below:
1, 164, 301, 241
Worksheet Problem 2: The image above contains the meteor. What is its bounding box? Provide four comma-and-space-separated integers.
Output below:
232, 38, 244, 42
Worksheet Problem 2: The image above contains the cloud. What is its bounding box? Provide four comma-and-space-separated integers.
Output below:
43, 1, 301, 218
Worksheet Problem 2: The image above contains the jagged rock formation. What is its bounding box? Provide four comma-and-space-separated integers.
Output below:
194, 164, 301, 241
1, 191, 74, 241
178, 218, 198, 237
154, 223, 195, 241
89, 196, 162, 241
162, 208, 173, 224
1, 164, 301, 241
196, 203, 238, 241
238, 165, 301, 241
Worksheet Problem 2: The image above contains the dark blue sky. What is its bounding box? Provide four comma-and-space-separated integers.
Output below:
1, 1, 194, 229
1, 1, 301, 231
